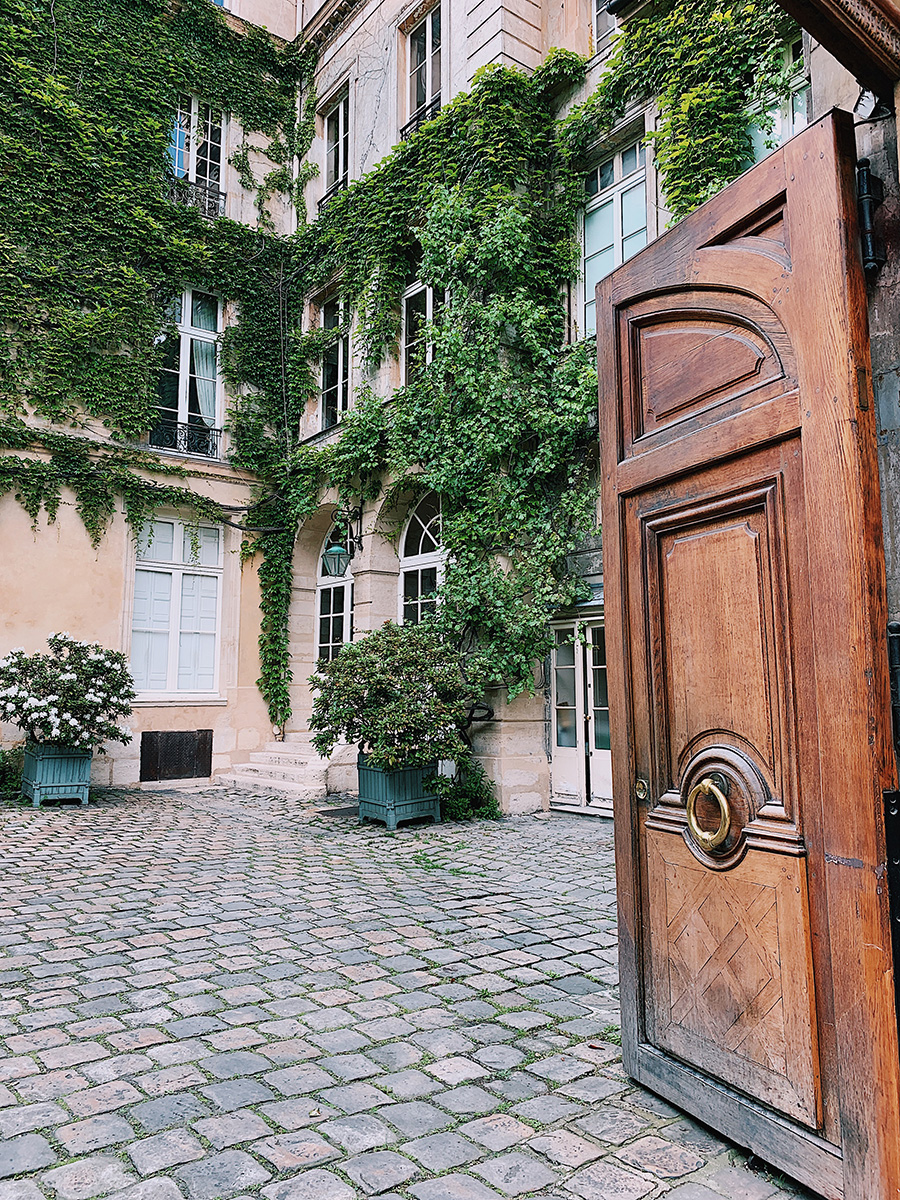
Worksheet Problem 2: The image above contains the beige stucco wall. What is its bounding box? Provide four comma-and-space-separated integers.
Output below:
0, 464, 271, 787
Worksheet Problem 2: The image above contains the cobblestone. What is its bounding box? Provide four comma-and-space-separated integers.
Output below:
0, 786, 823, 1199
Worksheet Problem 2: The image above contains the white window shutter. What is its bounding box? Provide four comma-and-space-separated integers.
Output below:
178, 574, 218, 689
131, 570, 172, 690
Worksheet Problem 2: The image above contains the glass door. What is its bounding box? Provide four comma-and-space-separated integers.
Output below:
549, 622, 613, 816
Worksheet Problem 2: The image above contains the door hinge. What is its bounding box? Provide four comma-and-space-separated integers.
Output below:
857, 158, 887, 277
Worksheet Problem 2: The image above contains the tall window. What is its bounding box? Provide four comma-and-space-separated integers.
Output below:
131, 520, 222, 693
399, 492, 443, 624
169, 96, 225, 218
582, 137, 647, 335
402, 283, 441, 382
593, 0, 615, 51
317, 526, 354, 661
404, 8, 441, 137
153, 289, 222, 458
321, 299, 350, 430
749, 40, 809, 162
321, 94, 350, 208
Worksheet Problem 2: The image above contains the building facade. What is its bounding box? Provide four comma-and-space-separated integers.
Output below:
4, 0, 872, 819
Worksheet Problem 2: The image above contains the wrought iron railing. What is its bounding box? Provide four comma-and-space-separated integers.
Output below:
400, 98, 442, 142
318, 177, 348, 212
168, 179, 227, 220
148, 419, 222, 459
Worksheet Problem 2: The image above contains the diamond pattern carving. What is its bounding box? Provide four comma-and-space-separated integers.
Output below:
666, 866, 786, 1073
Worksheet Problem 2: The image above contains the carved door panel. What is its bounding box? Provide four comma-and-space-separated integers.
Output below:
599, 113, 900, 1198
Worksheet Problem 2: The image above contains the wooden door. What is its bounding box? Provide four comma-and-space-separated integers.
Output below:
598, 112, 900, 1199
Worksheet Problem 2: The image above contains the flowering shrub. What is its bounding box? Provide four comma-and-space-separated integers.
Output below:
0, 634, 135, 751
309, 621, 474, 770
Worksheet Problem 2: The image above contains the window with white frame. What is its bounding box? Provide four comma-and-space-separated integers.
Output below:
321, 298, 350, 430
323, 93, 350, 202
593, 0, 615, 52
154, 289, 222, 457
582, 137, 647, 336
748, 39, 809, 162
402, 282, 441, 383
169, 96, 225, 216
406, 7, 442, 132
131, 520, 223, 694
399, 492, 444, 624
317, 526, 354, 662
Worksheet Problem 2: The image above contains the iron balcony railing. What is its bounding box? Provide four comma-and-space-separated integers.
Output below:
318, 177, 348, 212
400, 98, 442, 142
168, 179, 227, 220
149, 419, 223, 459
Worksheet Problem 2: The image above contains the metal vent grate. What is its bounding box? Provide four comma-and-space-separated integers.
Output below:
140, 730, 213, 782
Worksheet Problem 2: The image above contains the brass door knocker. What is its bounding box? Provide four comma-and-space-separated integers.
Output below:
686, 775, 731, 852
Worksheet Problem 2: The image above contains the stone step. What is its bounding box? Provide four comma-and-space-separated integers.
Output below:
214, 772, 326, 799
235, 761, 327, 785
249, 750, 325, 767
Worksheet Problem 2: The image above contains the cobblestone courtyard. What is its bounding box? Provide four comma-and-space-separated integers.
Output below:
0, 788, 819, 1200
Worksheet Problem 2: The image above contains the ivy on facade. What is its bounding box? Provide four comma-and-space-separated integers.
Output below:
0, 0, 798, 724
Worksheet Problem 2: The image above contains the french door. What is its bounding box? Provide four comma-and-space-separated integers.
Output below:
550, 622, 613, 816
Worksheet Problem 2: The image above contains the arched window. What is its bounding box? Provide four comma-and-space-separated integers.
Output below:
399, 492, 443, 624
317, 524, 354, 661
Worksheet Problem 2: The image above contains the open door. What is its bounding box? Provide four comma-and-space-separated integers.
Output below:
598, 111, 900, 1199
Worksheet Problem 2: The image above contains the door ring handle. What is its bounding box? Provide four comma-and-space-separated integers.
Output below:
686, 776, 731, 851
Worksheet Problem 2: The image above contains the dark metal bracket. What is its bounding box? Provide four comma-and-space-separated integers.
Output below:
857, 158, 887, 277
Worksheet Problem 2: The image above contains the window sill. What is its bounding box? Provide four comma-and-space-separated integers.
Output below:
132, 696, 228, 707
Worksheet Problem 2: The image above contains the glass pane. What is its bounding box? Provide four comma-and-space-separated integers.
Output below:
593, 667, 608, 707
320, 588, 332, 615
319, 616, 330, 650
156, 367, 179, 416
331, 587, 345, 614
431, 46, 441, 101
592, 626, 606, 664
584, 247, 616, 299
621, 143, 637, 176
622, 229, 647, 261
555, 630, 575, 667
555, 667, 576, 708
138, 521, 175, 561
584, 200, 614, 257
621, 181, 646, 238
585, 171, 598, 197
584, 298, 595, 335
420, 565, 437, 596
792, 86, 809, 130
191, 292, 218, 331
403, 602, 418, 624
403, 570, 420, 601
594, 708, 611, 750
431, 7, 441, 48
556, 707, 577, 748
598, 159, 614, 190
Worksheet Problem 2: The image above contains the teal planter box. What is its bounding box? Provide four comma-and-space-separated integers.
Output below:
357, 754, 441, 830
21, 742, 92, 807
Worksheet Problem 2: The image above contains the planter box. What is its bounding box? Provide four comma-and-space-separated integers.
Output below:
22, 742, 92, 807
357, 754, 441, 830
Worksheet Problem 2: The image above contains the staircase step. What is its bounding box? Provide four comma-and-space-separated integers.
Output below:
235, 762, 326, 784
250, 750, 324, 766
215, 772, 325, 799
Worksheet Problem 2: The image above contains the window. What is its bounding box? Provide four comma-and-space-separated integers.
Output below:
553, 628, 578, 748
399, 492, 443, 624
131, 520, 223, 694
321, 94, 350, 209
582, 137, 647, 335
169, 96, 226, 218
153, 289, 222, 457
402, 282, 441, 382
317, 525, 354, 661
403, 7, 441, 137
749, 40, 810, 162
321, 299, 350, 430
593, 0, 615, 51
590, 626, 610, 751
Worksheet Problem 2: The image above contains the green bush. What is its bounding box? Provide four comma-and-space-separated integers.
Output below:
0, 743, 24, 797
431, 758, 502, 822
